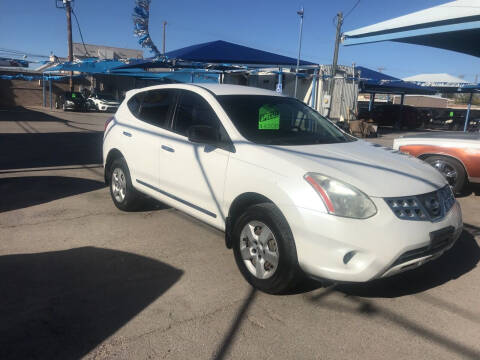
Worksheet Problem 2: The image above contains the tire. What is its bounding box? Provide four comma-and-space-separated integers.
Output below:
109, 157, 142, 211
232, 203, 302, 294
424, 155, 467, 194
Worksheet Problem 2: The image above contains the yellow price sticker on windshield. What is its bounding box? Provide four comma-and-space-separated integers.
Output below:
258, 105, 280, 130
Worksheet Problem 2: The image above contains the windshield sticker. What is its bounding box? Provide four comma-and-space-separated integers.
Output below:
71, 93, 77, 98
258, 105, 280, 130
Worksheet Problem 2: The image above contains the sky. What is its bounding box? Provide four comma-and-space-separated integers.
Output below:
1, 0, 479, 82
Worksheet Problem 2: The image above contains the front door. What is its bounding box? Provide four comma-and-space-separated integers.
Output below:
157, 89, 231, 228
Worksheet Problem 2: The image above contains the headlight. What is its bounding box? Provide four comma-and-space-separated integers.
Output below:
304, 173, 377, 219
65, 100, 74, 105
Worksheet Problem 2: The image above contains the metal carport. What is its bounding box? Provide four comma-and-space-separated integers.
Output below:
342, 0, 480, 130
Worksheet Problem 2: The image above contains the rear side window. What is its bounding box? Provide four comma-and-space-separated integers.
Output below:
127, 94, 142, 115
128, 89, 176, 128
173, 90, 221, 135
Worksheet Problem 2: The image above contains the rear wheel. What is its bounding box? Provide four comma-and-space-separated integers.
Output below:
232, 203, 302, 294
424, 155, 467, 194
109, 158, 142, 211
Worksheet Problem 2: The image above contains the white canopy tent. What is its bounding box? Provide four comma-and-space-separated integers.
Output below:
402, 73, 471, 88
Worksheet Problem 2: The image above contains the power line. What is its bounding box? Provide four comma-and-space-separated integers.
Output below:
71, 8, 90, 57
0, 48, 50, 58
344, 0, 361, 20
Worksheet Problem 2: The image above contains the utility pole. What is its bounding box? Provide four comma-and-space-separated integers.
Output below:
328, 12, 343, 116
162, 21, 167, 55
294, 7, 304, 99
65, 0, 74, 92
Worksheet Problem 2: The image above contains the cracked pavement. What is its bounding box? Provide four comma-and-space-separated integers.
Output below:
1, 108, 480, 359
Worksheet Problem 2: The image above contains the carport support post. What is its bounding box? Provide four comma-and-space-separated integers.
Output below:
49, 77, 53, 110
368, 93, 375, 112
277, 68, 283, 94
311, 68, 318, 108
464, 92, 473, 132
42, 75, 46, 107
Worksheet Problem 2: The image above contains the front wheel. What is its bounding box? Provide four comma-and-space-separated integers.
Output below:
232, 203, 302, 294
109, 158, 142, 211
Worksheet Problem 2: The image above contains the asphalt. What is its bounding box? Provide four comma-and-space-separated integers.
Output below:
1, 107, 479, 360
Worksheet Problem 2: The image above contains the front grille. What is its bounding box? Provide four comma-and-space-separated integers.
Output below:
385, 186, 455, 222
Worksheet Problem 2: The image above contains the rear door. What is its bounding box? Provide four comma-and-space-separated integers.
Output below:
123, 89, 177, 193
157, 89, 232, 228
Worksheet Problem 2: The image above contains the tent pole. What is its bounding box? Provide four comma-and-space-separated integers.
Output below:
49, 77, 53, 110
311, 68, 317, 108
42, 75, 46, 107
464, 92, 473, 132
277, 67, 283, 93
368, 93, 375, 112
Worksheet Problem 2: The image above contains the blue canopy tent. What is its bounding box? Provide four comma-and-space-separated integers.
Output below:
117, 40, 317, 70
41, 59, 220, 108
115, 40, 319, 105
355, 66, 436, 111
343, 0, 480, 130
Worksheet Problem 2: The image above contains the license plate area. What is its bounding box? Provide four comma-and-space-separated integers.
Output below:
429, 226, 455, 252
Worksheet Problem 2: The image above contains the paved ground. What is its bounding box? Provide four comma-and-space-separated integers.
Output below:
1, 107, 479, 360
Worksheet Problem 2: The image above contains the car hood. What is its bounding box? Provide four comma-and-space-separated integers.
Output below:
249, 140, 447, 197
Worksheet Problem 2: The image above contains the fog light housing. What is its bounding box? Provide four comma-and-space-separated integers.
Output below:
343, 251, 356, 264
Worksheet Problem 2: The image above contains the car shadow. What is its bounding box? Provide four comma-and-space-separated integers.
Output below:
336, 227, 480, 298
0, 247, 183, 360
0, 132, 104, 170
456, 183, 480, 198
0, 176, 106, 213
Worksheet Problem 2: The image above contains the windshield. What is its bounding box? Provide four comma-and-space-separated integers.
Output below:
217, 95, 355, 145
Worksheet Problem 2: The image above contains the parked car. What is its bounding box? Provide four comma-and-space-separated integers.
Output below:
88, 93, 121, 112
393, 132, 480, 193
103, 84, 462, 294
55, 92, 88, 111
370, 104, 422, 129
427, 109, 480, 131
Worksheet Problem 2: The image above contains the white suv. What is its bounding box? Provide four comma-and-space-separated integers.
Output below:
103, 84, 463, 294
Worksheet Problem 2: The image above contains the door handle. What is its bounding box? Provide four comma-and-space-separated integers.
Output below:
123, 131, 132, 137
161, 145, 175, 153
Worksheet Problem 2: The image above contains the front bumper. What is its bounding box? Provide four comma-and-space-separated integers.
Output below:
97, 104, 118, 112
288, 198, 463, 282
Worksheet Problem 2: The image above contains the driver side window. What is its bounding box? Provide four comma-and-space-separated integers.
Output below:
173, 90, 221, 136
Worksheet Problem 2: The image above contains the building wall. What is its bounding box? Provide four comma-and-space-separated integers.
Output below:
0, 75, 91, 108
392, 95, 448, 108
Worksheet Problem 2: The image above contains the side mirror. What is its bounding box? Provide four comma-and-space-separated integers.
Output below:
187, 125, 220, 145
